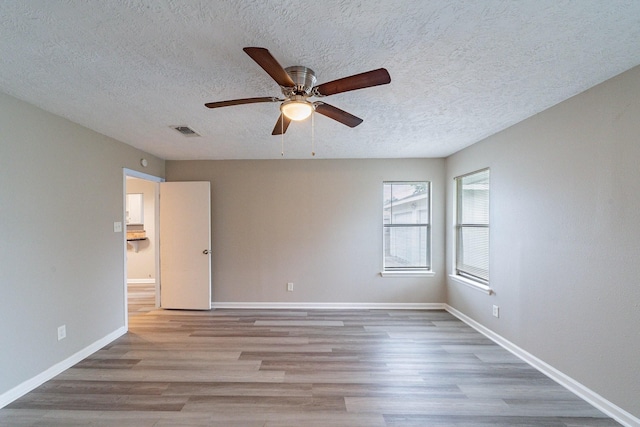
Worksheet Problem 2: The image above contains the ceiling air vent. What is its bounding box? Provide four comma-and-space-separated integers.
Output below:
172, 125, 200, 137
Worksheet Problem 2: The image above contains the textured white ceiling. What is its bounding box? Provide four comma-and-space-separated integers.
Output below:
1, 1, 639, 160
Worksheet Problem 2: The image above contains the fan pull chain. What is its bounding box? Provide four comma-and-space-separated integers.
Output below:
311, 110, 315, 157
281, 115, 284, 157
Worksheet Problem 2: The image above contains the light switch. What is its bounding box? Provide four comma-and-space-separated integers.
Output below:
114, 221, 123, 232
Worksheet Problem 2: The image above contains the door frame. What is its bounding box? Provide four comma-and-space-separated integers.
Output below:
122, 168, 164, 329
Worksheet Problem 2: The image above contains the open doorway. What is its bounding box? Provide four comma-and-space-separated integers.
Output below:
123, 169, 163, 323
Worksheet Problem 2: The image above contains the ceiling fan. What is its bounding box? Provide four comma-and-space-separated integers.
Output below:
205, 47, 391, 135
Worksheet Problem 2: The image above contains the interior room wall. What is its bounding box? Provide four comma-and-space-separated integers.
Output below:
445, 66, 640, 419
126, 177, 157, 281
0, 91, 164, 402
166, 158, 446, 305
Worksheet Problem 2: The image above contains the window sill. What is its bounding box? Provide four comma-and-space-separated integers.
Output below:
380, 271, 435, 278
449, 274, 494, 295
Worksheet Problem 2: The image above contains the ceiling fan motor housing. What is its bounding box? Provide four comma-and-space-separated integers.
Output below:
284, 66, 317, 95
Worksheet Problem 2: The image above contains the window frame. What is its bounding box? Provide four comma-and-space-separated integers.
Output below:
451, 168, 492, 292
382, 181, 432, 275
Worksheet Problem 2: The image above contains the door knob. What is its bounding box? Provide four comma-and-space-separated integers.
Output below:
202, 249, 211, 255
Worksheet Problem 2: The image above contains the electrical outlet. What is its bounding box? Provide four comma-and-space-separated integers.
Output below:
492, 305, 500, 318
57, 325, 66, 341
287, 282, 294, 292
113, 221, 122, 232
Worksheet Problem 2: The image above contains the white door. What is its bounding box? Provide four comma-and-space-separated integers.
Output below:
159, 181, 211, 310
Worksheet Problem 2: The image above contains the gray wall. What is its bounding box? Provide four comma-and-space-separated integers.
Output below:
166, 159, 446, 304
0, 92, 164, 397
445, 66, 640, 417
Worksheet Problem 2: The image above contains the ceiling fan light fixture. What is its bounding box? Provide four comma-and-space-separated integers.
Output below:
280, 98, 313, 121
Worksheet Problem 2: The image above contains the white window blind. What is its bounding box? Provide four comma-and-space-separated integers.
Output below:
383, 182, 430, 271
455, 169, 489, 283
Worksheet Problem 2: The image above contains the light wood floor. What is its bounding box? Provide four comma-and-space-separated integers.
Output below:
127, 282, 156, 317
1, 305, 621, 426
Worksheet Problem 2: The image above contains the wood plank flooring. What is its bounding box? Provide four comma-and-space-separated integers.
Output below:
127, 282, 156, 316
1, 308, 621, 426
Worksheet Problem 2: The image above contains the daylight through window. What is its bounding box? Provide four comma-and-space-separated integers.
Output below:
455, 169, 490, 284
383, 182, 430, 271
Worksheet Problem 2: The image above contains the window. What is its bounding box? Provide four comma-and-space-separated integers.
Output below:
454, 169, 490, 284
383, 182, 430, 272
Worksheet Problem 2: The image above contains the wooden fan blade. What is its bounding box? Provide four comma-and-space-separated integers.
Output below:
272, 113, 292, 135
243, 47, 295, 88
314, 68, 391, 96
314, 103, 363, 128
205, 97, 280, 109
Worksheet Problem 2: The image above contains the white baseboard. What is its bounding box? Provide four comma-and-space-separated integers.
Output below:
211, 302, 446, 310
445, 305, 640, 427
127, 278, 155, 284
0, 326, 127, 409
